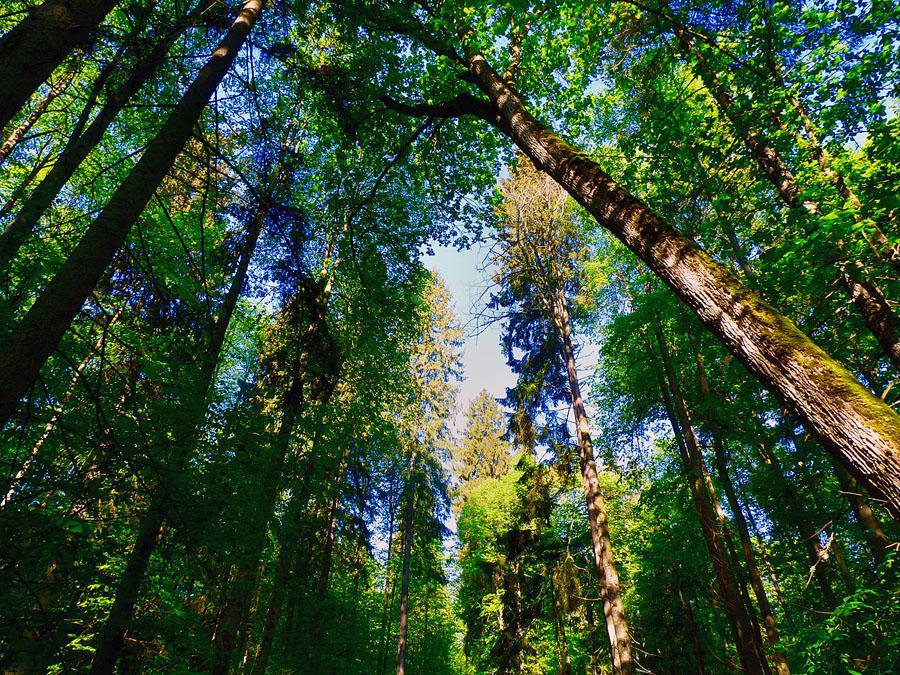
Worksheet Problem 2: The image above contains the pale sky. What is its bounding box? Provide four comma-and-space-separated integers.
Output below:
425, 243, 516, 430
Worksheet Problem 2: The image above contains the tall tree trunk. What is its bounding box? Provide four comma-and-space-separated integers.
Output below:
0, 0, 265, 427
395, 449, 417, 675
756, 437, 839, 606
378, 476, 399, 675
0, 0, 117, 130
251, 448, 319, 675
551, 579, 572, 675
449, 50, 900, 517
88, 204, 265, 675
550, 290, 634, 675
673, 28, 900, 372
649, 326, 766, 674
674, 575, 707, 675
833, 463, 891, 563
0, 64, 75, 166
692, 352, 791, 674
0, 1, 212, 270
211, 273, 337, 673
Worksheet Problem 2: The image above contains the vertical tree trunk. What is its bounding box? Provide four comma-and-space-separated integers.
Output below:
0, 0, 117, 130
551, 580, 572, 675
649, 326, 766, 674
456, 50, 900, 518
378, 477, 399, 675
550, 291, 635, 675
88, 204, 265, 675
395, 449, 417, 675
0, 0, 265, 427
0, 1, 212, 270
674, 577, 707, 675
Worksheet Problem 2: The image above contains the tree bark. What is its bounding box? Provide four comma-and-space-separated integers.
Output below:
649, 326, 766, 675
0, 1, 211, 270
395, 449, 417, 675
833, 463, 891, 563
88, 203, 265, 675
550, 290, 635, 675
673, 28, 900, 372
692, 353, 790, 674
0, 0, 264, 427
455, 50, 900, 518
0, 0, 117, 130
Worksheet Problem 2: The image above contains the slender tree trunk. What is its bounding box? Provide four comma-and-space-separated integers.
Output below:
674, 578, 707, 675
212, 274, 338, 673
552, 581, 572, 675
755, 436, 839, 605
251, 447, 319, 675
0, 64, 74, 166
550, 291, 635, 675
692, 353, 790, 674
395, 449, 417, 675
649, 326, 766, 675
446, 50, 900, 517
0, 0, 117, 130
378, 478, 399, 675
0, 0, 265, 427
88, 205, 265, 675
0, 1, 212, 270
833, 463, 891, 563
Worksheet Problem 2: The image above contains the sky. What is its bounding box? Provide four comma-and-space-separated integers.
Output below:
424, 243, 516, 430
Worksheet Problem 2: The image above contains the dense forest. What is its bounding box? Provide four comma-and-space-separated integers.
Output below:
0, 0, 898, 673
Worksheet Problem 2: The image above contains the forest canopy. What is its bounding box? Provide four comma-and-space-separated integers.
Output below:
0, 0, 898, 673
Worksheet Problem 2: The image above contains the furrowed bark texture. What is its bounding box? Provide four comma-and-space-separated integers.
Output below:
462, 52, 900, 519
0, 0, 264, 427
673, 28, 900, 372
552, 292, 634, 675
0, 0, 117, 129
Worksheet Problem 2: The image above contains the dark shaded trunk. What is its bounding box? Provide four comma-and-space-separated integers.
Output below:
378, 477, 399, 675
692, 354, 790, 674
0, 2, 211, 269
833, 463, 891, 563
0, 0, 116, 129
550, 290, 634, 675
88, 204, 265, 675
674, 579, 707, 675
453, 50, 900, 518
649, 326, 766, 675
212, 271, 337, 674
395, 450, 417, 675
0, 0, 264, 427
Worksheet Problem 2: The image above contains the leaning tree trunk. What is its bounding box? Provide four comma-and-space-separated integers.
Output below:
0, 0, 213, 270
648, 327, 767, 675
833, 463, 891, 564
0, 64, 75, 167
89, 205, 266, 675
395, 449, 417, 675
691, 349, 791, 675
457, 50, 900, 518
0, 0, 265, 428
0, 0, 117, 130
551, 290, 635, 675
